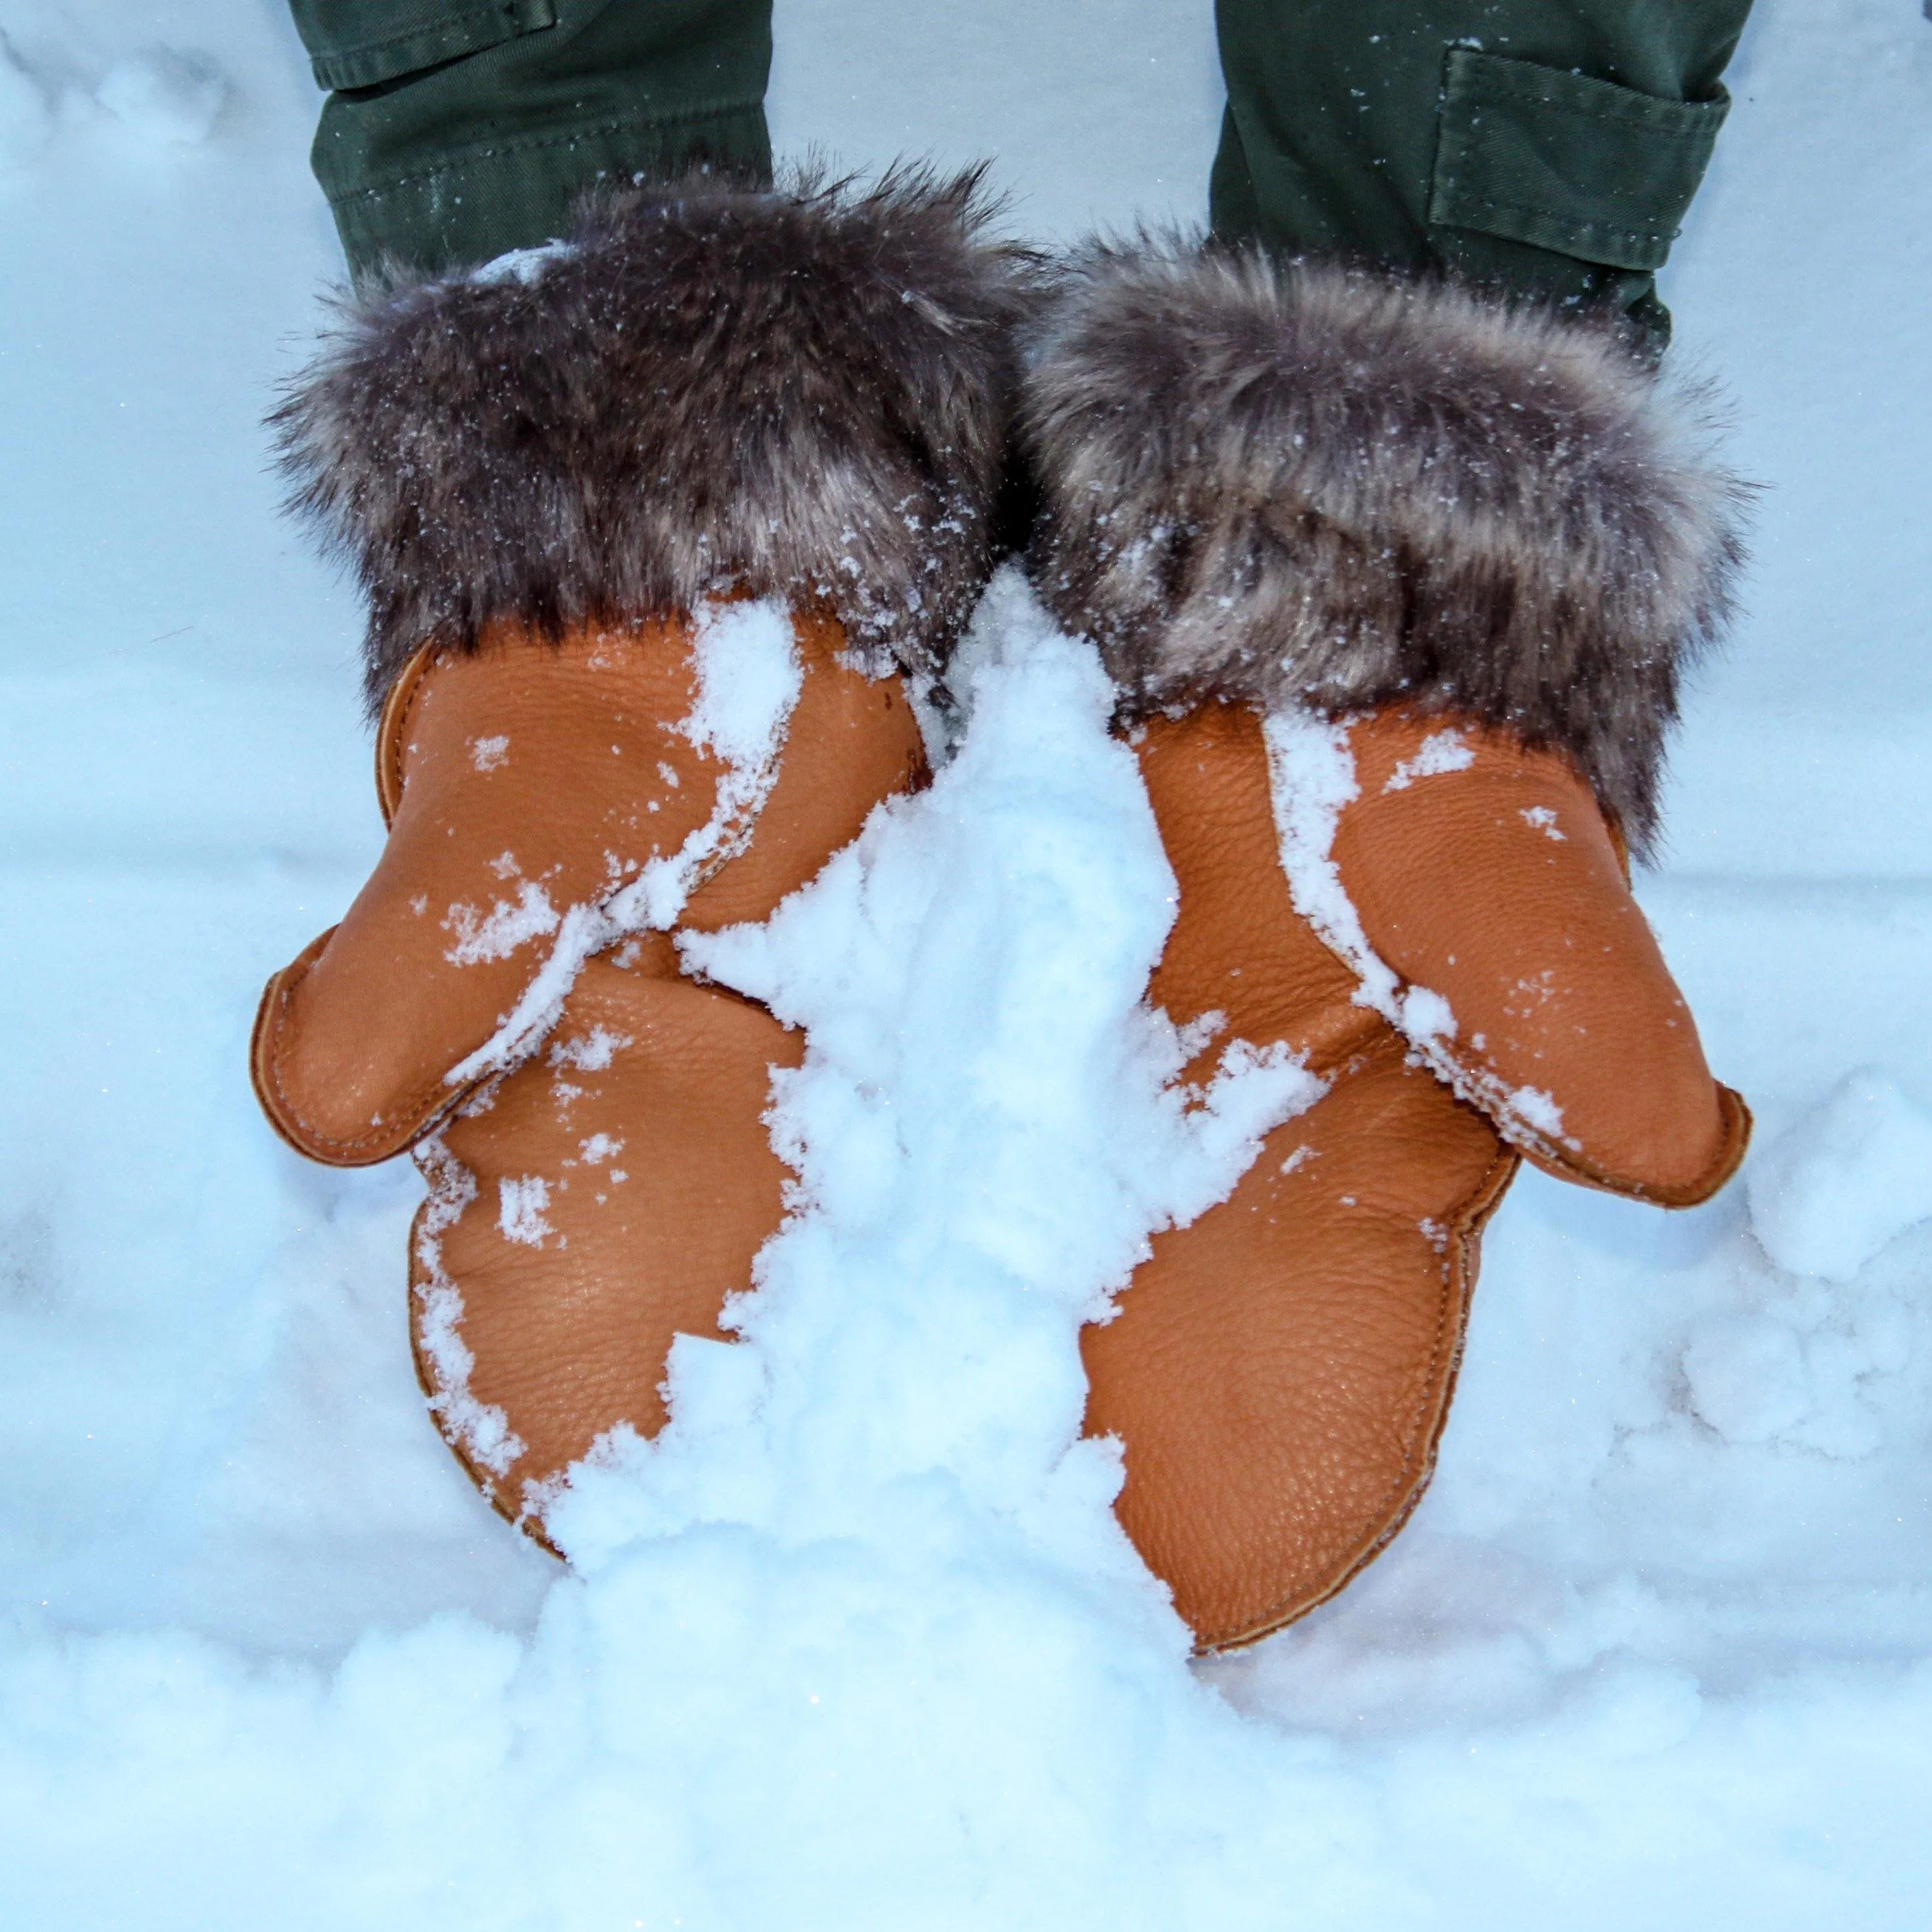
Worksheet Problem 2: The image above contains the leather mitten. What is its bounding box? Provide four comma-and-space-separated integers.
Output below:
254, 176, 1027, 1533
1023, 246, 1753, 1650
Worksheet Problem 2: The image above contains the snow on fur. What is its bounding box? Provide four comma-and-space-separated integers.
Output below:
1021, 243, 1753, 855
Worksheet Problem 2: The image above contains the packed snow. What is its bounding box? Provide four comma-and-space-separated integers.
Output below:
1, 0, 1929, 1925
93, 47, 226, 148
1747, 1069, 1932, 1283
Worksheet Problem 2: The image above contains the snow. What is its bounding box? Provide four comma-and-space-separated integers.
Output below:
1682, 1312, 1813, 1443
640, 594, 804, 927
1747, 1069, 1932, 1282
1261, 708, 1401, 1017
1501, 1083, 1567, 1142
443, 874, 561, 966
1383, 726, 1475, 792
413, 1137, 523, 1480
1, 0, 1930, 1923
549, 1026, 630, 1076
469, 238, 577, 288
497, 1176, 556, 1250
94, 47, 226, 147
0, 31, 53, 167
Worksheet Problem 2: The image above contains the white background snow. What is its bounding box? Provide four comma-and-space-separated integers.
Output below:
1, 0, 1929, 1924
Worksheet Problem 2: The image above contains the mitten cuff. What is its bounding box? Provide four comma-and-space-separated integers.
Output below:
1021, 242, 1751, 855
276, 169, 1035, 712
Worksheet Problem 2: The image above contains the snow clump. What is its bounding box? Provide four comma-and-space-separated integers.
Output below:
1747, 1067, 1932, 1281
0, 572, 1397, 1929
1682, 1311, 1813, 1443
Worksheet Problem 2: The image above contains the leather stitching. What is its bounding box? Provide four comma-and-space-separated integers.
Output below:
376, 642, 437, 829
1427, 1046, 1752, 1207
251, 937, 475, 1164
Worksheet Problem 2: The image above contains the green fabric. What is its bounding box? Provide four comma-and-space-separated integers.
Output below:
294, 0, 773, 278
290, 0, 561, 92
1431, 49, 1728, 273
1212, 0, 1753, 342
295, 0, 1752, 325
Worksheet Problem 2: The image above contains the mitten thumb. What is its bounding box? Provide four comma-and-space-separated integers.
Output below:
252, 614, 760, 1166
1324, 710, 1748, 1204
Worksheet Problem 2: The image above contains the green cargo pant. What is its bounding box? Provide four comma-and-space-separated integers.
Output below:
290, 0, 773, 277
1213, 0, 1751, 342
292, 0, 1750, 338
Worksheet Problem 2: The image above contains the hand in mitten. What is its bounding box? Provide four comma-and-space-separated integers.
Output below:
253, 606, 921, 1167
254, 176, 1027, 1534
1324, 707, 1747, 1202
1023, 244, 1752, 1649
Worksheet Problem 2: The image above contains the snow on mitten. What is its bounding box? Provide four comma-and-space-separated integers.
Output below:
1023, 246, 1752, 1650
254, 176, 1027, 1533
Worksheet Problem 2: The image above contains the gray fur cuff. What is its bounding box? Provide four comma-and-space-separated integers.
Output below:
276, 170, 1034, 711
1020, 243, 1752, 854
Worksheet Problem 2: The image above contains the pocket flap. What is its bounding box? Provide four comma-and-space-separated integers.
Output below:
1429, 48, 1729, 272
290, 0, 559, 92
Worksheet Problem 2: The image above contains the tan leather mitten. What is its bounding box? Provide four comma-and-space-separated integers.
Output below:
1024, 244, 1754, 1648
256, 176, 1027, 1533
401, 610, 924, 1525
1333, 708, 1749, 1204
253, 608, 921, 1166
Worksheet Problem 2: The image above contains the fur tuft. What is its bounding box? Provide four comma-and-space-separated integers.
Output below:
1021, 242, 1752, 853
275, 167, 1037, 712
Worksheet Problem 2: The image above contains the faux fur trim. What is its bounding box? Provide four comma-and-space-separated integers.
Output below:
275, 168, 1035, 711
1021, 242, 1752, 853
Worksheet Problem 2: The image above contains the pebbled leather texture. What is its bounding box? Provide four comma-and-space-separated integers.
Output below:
1336, 711, 1749, 1202
409, 950, 806, 1531
254, 616, 722, 1164
1086, 702, 1748, 1653
252, 608, 923, 1165
252, 606, 927, 1537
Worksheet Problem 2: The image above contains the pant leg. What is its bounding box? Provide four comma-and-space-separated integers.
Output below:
288, 0, 774, 278
1211, 0, 1753, 342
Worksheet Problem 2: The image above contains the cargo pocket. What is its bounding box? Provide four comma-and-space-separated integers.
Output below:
1429, 47, 1729, 273
288, 0, 559, 93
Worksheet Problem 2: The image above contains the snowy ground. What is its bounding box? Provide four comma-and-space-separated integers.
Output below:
1, 1, 1929, 1925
